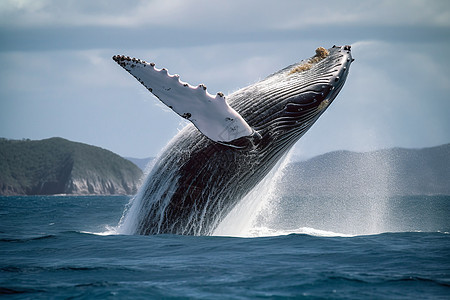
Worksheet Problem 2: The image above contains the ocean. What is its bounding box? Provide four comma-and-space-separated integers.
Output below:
1, 195, 449, 299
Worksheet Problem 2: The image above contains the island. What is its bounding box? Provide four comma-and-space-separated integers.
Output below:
0, 137, 143, 195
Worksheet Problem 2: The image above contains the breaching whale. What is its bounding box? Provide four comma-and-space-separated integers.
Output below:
113, 45, 353, 235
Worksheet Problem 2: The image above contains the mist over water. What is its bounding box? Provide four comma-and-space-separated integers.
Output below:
214, 150, 393, 237
214, 147, 448, 237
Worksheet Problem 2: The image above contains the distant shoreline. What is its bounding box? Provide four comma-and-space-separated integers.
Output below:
1, 137, 448, 197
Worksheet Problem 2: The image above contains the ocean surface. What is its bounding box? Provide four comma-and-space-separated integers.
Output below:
1, 195, 449, 299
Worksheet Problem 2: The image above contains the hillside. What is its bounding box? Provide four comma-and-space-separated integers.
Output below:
282, 144, 450, 196
0, 138, 143, 196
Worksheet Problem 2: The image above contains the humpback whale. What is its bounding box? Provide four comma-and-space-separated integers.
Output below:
113, 45, 353, 235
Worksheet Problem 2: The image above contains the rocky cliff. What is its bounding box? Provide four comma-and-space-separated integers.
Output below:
0, 137, 143, 195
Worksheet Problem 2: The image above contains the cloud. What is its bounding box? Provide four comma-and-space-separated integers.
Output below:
2, 0, 449, 54
277, 0, 450, 29
1, 0, 449, 29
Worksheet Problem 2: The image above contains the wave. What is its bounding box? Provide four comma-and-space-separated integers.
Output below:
214, 227, 450, 238
82, 224, 350, 238
236, 226, 354, 238
0, 287, 44, 295
86, 225, 449, 239
0, 234, 57, 243
81, 225, 121, 236
86, 220, 450, 238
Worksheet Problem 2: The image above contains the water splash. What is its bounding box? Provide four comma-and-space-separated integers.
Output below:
214, 148, 396, 237
115, 127, 398, 237
213, 151, 293, 237
84, 225, 119, 236
115, 142, 168, 235
116, 146, 300, 237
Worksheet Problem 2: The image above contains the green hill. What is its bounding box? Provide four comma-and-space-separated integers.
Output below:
0, 137, 143, 195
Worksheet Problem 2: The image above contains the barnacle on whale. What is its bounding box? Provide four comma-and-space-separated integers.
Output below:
289, 47, 330, 74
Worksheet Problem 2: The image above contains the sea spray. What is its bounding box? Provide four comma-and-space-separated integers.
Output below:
250, 149, 396, 236
116, 139, 174, 235
334, 149, 394, 234
214, 146, 398, 237
213, 151, 293, 237
117, 142, 396, 236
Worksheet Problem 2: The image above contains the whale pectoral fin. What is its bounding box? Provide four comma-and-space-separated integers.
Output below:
113, 55, 253, 143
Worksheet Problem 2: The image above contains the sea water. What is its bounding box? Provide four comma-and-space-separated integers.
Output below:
1, 195, 449, 299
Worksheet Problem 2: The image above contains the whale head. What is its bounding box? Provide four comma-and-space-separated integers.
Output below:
283, 45, 352, 116
228, 45, 353, 152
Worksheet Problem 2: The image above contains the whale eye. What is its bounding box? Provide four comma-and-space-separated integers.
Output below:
285, 103, 301, 112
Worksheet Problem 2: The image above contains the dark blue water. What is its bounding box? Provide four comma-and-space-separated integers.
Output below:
1, 196, 449, 299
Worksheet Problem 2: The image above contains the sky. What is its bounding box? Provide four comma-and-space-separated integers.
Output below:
1, 0, 449, 159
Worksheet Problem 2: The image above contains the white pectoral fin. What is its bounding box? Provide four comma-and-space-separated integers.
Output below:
113, 55, 253, 143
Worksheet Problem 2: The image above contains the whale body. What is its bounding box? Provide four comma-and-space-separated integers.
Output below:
113, 45, 353, 235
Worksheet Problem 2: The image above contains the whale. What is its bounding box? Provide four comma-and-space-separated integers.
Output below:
113, 45, 353, 235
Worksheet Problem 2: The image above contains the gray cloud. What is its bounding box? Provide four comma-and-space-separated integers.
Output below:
0, 0, 449, 158
2, 0, 449, 29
